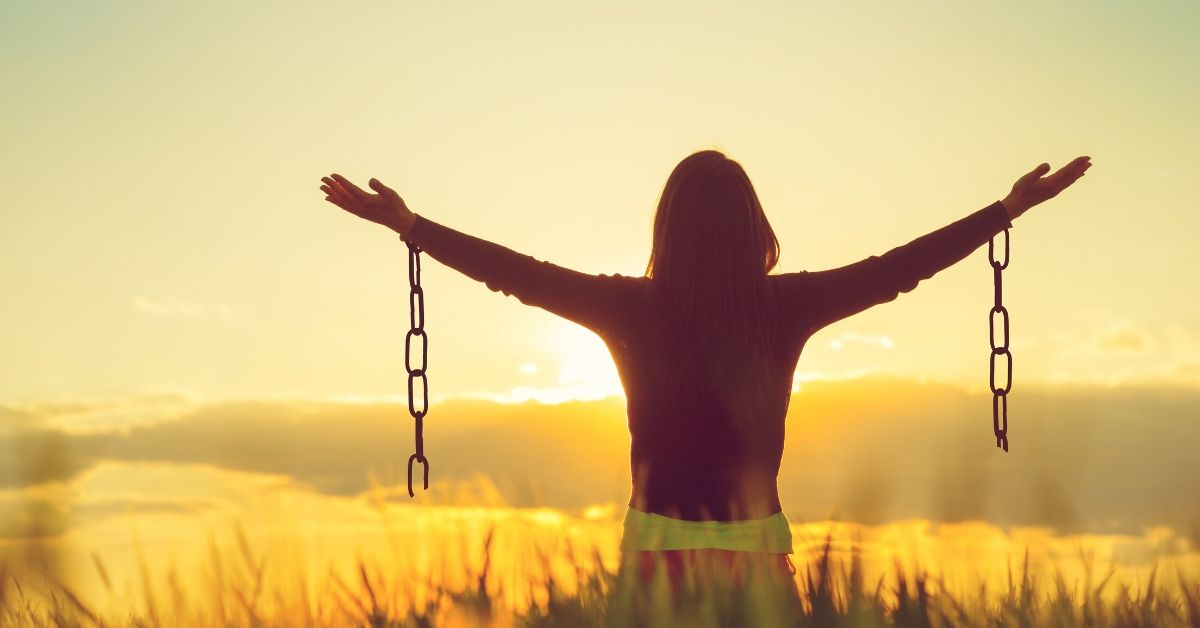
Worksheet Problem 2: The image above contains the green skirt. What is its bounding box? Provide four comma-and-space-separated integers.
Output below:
619, 506, 794, 553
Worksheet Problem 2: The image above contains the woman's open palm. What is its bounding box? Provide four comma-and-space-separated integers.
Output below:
1003, 156, 1092, 219
320, 174, 415, 236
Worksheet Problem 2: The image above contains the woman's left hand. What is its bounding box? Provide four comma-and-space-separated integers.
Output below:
320, 173, 417, 238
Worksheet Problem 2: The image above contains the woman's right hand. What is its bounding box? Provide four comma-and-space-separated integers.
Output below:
1001, 156, 1092, 221
320, 173, 417, 238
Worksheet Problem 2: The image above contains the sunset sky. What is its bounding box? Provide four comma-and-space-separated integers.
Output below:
2, 0, 1197, 411
3, 4, 1200, 616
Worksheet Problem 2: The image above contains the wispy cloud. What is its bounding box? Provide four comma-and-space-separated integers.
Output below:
461, 383, 621, 405
1029, 317, 1200, 387
0, 391, 202, 434
132, 296, 236, 321
1091, 321, 1155, 352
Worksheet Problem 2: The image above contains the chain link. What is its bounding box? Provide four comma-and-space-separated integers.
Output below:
404, 239, 430, 496
988, 228, 1010, 452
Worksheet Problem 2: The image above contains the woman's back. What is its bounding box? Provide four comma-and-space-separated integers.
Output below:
607, 274, 799, 522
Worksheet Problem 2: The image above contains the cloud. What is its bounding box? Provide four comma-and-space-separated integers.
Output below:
0, 403, 39, 433
133, 296, 236, 321
1178, 363, 1200, 378
0, 462, 302, 542
1092, 322, 1154, 352
3, 377, 1200, 537
0, 429, 96, 489
70, 496, 217, 520
1020, 318, 1200, 387
0, 392, 201, 434
0, 491, 215, 541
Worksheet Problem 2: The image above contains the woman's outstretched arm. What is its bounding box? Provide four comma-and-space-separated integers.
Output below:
319, 174, 635, 335
786, 200, 1013, 334
778, 156, 1092, 335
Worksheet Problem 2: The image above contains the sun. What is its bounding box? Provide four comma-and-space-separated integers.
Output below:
537, 319, 625, 402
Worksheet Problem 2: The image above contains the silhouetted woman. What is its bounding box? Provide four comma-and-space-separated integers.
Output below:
319, 150, 1091, 599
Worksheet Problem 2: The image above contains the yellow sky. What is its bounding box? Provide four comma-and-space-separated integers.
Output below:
2, 1, 1198, 404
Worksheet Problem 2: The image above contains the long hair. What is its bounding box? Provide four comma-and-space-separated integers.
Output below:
644, 150, 782, 429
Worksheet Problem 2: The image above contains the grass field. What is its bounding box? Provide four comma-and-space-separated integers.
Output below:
3, 497, 1199, 627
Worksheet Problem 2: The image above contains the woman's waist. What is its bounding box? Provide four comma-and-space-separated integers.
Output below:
629, 461, 782, 521
629, 424, 782, 466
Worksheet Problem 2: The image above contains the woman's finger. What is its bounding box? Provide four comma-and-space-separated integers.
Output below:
320, 184, 342, 204
1017, 163, 1050, 189
1029, 163, 1051, 179
368, 177, 401, 202
321, 183, 351, 202
323, 179, 360, 210
321, 178, 346, 201
331, 174, 372, 203
322, 176, 352, 199
1051, 159, 1088, 187
1054, 157, 1090, 181
334, 181, 368, 209
322, 176, 355, 197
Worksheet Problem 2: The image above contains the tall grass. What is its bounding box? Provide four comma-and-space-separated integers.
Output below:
2, 514, 1199, 627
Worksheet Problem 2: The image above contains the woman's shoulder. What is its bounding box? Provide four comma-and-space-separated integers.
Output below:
594, 273, 647, 295
606, 273, 650, 294
768, 271, 811, 297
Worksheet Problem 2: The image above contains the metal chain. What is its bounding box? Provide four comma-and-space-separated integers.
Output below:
988, 228, 1010, 452
404, 238, 430, 495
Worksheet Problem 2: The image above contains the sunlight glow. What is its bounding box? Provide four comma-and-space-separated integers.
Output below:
518, 362, 540, 375
791, 368, 882, 392
829, 331, 895, 351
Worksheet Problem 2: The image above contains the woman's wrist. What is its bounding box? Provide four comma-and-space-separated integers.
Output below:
389, 211, 418, 239
999, 196, 1024, 222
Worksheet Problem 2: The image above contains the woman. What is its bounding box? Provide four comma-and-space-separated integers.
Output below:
318, 150, 1091, 599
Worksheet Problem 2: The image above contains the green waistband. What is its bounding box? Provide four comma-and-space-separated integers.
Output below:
619, 506, 794, 553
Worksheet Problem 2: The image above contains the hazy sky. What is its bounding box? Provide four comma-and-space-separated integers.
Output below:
2, 1, 1198, 404
6, 376, 1200, 535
